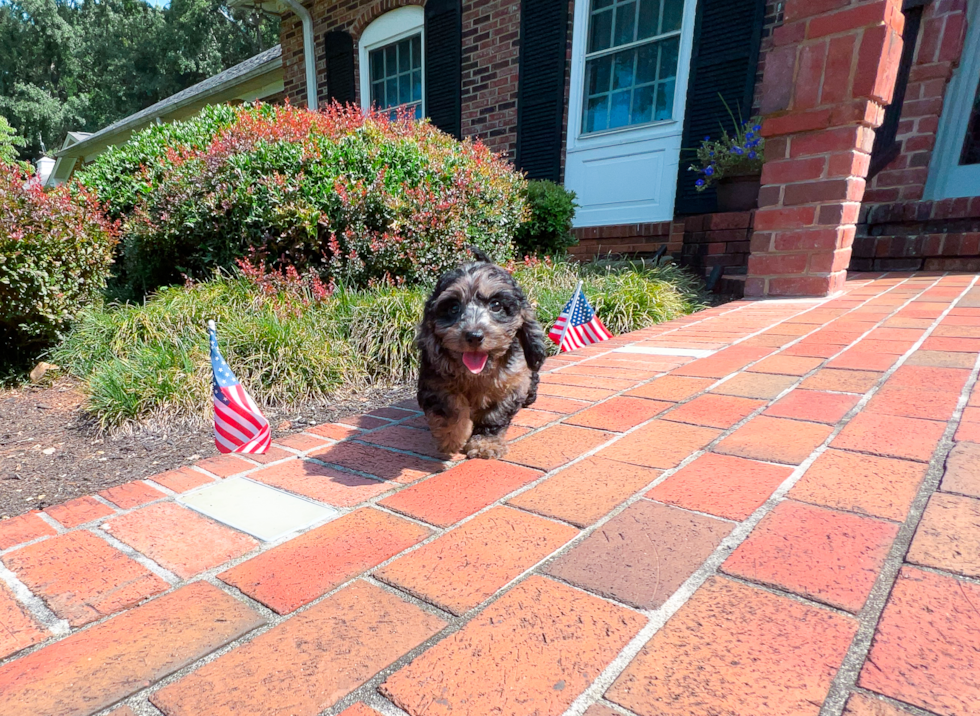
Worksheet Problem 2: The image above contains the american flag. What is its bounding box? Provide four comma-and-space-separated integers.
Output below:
548, 282, 612, 352
208, 320, 271, 454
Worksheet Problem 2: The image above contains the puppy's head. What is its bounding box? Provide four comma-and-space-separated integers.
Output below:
419, 252, 546, 375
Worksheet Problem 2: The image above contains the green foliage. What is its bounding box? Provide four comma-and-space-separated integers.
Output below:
77, 103, 528, 296
0, 0, 279, 161
54, 257, 705, 428
513, 180, 578, 258
0, 162, 117, 368
0, 116, 26, 164
688, 113, 765, 191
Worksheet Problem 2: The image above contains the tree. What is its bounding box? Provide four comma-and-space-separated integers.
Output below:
0, 116, 27, 164
0, 0, 278, 162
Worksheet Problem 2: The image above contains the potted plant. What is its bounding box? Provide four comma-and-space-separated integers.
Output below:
689, 113, 765, 212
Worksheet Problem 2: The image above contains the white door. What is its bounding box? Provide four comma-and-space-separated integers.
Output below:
924, 0, 980, 200
564, 0, 698, 227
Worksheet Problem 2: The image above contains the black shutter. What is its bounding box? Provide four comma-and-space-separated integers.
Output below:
324, 30, 356, 105
675, 0, 766, 215
425, 0, 462, 137
516, 0, 569, 181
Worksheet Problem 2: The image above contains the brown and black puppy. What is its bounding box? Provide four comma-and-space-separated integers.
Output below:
416, 249, 547, 459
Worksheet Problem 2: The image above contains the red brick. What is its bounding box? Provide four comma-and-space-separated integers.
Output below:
749, 354, 825, 376
379, 459, 542, 527
511, 408, 563, 428
0, 582, 262, 716
664, 394, 765, 429
337, 413, 391, 430
540, 372, 635, 391
147, 466, 216, 493
504, 424, 612, 471
358, 425, 454, 459
508, 457, 659, 527
832, 412, 945, 462
717, 415, 833, 464
529, 395, 593, 414
625, 375, 715, 402
842, 693, 912, 716
711, 372, 798, 399
219, 508, 431, 614
152, 581, 445, 716
377, 507, 576, 615
308, 422, 360, 440
765, 389, 861, 423
801, 368, 882, 393
0, 580, 48, 660
547, 501, 732, 609
859, 567, 980, 715
0, 512, 55, 551
103, 502, 257, 579
723, 501, 898, 613
564, 396, 671, 432
249, 458, 392, 507
599, 420, 721, 469
274, 431, 332, 451
921, 336, 980, 352
907, 492, 980, 578
195, 454, 253, 477
955, 418, 980, 443
381, 575, 644, 716
537, 383, 616, 402
369, 406, 418, 420
790, 449, 928, 521
583, 705, 620, 716
942, 442, 980, 498
671, 346, 774, 378
3, 531, 168, 627
310, 441, 444, 483
761, 156, 827, 185
648, 453, 793, 521
608, 577, 857, 716
43, 495, 114, 528
865, 386, 962, 421
98, 480, 165, 509
853, 338, 916, 354
827, 350, 901, 372
889, 365, 972, 392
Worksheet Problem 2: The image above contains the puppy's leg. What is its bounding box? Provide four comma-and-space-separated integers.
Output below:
419, 389, 472, 457
464, 392, 524, 460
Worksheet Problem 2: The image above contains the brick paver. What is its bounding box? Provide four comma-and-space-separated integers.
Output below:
0, 273, 977, 715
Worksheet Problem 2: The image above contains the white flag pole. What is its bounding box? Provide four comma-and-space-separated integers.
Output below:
556, 280, 583, 352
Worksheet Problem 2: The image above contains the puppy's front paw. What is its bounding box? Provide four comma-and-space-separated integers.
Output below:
463, 435, 508, 460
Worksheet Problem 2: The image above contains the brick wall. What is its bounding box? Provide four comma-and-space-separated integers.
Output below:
752, 0, 786, 116
569, 222, 681, 262
863, 0, 968, 203
680, 211, 754, 295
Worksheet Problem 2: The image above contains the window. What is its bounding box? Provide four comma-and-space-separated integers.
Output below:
582, 0, 683, 134
959, 80, 980, 166
358, 6, 424, 119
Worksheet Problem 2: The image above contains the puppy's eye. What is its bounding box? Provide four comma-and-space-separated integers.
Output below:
489, 299, 503, 312
449, 302, 461, 316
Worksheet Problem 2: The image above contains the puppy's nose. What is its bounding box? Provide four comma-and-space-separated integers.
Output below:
464, 330, 484, 345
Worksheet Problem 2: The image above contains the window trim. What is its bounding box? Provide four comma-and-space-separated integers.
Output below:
358, 6, 425, 116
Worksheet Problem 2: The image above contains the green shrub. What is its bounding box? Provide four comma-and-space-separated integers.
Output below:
55, 257, 704, 428
513, 180, 578, 257
0, 161, 117, 367
77, 102, 527, 298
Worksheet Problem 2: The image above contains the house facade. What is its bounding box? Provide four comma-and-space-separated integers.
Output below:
262, 0, 978, 296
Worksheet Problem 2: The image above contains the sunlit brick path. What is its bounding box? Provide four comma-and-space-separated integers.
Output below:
2, 272, 980, 716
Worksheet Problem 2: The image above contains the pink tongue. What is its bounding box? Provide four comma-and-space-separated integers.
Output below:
462, 351, 488, 374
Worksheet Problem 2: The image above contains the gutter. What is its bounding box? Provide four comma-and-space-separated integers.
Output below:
278, 0, 318, 110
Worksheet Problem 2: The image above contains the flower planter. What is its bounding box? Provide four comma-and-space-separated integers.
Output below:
716, 175, 761, 212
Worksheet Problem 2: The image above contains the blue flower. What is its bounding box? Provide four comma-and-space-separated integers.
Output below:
733, 146, 744, 155
704, 135, 710, 141
709, 150, 714, 156
696, 179, 705, 187
753, 124, 761, 132
746, 131, 754, 139
748, 151, 757, 159
705, 165, 715, 176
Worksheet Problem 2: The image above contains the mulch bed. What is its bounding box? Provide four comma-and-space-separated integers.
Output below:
0, 377, 414, 520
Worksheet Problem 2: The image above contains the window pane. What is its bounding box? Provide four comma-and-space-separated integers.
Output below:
609, 89, 631, 129
372, 81, 385, 107
585, 95, 609, 133
399, 72, 411, 104
662, 0, 683, 32
586, 54, 613, 95
636, 42, 657, 84
658, 36, 679, 82
386, 78, 398, 107
632, 83, 654, 124
385, 45, 397, 75
959, 78, 980, 165
398, 38, 411, 73
589, 8, 613, 52
655, 77, 675, 120
637, 0, 660, 40
614, 1, 636, 46
612, 49, 635, 90
412, 35, 421, 67
412, 70, 422, 102
370, 49, 384, 82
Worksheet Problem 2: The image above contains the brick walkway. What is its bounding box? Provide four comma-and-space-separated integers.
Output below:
2, 272, 980, 716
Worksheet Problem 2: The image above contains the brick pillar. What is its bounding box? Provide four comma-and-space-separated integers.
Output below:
745, 0, 905, 297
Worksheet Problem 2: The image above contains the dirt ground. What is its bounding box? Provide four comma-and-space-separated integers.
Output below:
0, 377, 414, 520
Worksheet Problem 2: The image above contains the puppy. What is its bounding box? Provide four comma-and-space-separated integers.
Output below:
416, 249, 547, 459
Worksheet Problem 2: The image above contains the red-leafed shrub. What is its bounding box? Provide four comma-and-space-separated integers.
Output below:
0, 162, 117, 363
78, 102, 528, 297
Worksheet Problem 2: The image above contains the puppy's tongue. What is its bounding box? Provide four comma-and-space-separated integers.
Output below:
462, 351, 488, 374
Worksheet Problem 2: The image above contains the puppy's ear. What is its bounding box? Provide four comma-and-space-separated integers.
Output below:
466, 245, 492, 264
517, 308, 548, 371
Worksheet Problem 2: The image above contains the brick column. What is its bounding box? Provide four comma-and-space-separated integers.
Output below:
746, 0, 905, 297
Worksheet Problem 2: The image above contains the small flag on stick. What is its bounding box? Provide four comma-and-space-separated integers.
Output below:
208, 320, 271, 454
548, 281, 613, 352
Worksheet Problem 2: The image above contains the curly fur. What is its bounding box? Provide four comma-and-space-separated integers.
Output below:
416, 251, 547, 459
